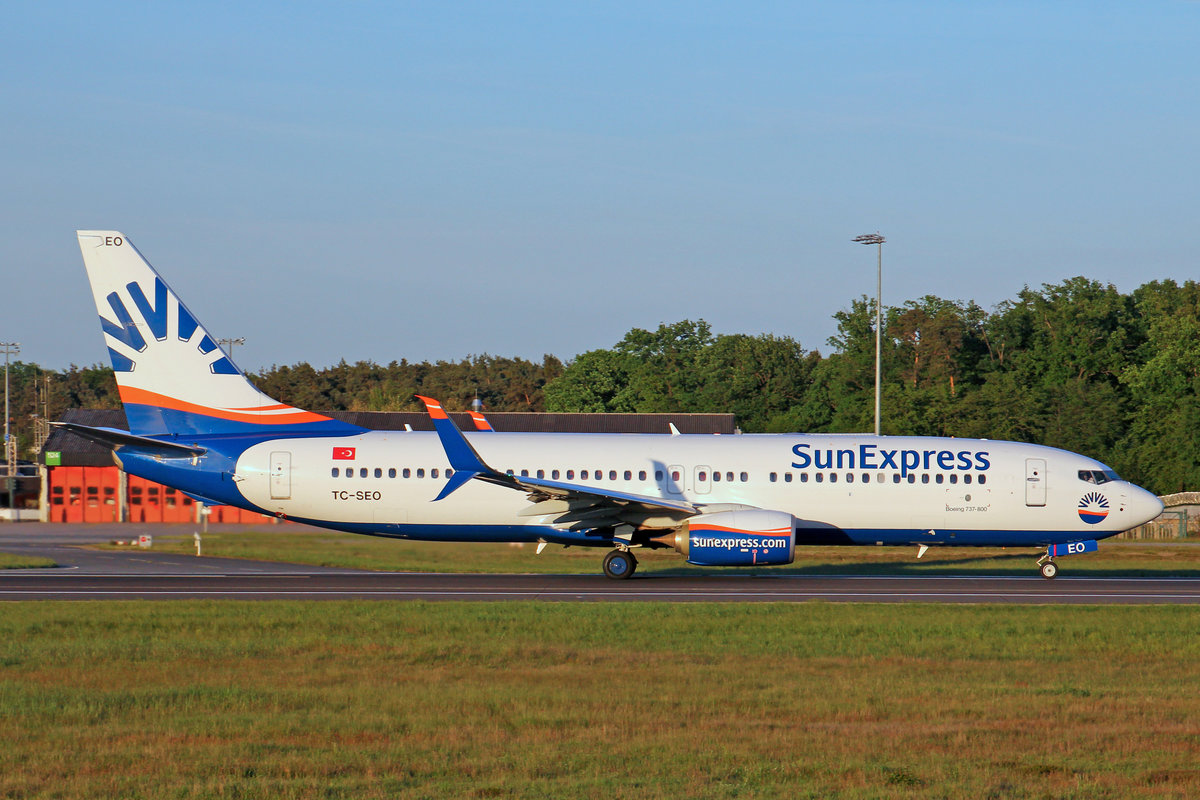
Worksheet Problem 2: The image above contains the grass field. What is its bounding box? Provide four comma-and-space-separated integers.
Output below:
101, 527, 1200, 578
0, 552, 56, 569
1, 602, 1198, 799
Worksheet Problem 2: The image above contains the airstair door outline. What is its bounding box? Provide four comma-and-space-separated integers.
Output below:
1025, 458, 1046, 507
270, 451, 292, 500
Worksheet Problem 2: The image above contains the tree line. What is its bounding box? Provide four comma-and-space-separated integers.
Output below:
5, 276, 1198, 494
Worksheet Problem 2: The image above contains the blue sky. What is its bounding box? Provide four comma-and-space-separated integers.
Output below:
3, 2, 1197, 371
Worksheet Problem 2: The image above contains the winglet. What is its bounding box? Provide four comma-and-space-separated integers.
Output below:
415, 395, 496, 500
468, 411, 495, 431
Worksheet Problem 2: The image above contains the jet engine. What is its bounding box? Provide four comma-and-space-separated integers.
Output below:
664, 509, 796, 567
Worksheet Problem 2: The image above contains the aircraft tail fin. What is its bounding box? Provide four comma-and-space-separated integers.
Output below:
76, 231, 363, 438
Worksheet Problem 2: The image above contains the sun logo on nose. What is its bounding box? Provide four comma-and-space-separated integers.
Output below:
1078, 491, 1109, 525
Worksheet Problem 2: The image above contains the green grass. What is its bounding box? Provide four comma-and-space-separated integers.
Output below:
101, 527, 1200, 577
1, 602, 1198, 798
0, 551, 56, 569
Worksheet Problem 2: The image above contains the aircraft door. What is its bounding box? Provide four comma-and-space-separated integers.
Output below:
1025, 458, 1046, 507
694, 465, 711, 495
666, 464, 685, 495
270, 451, 292, 500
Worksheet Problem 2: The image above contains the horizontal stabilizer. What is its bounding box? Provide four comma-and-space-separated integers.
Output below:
51, 422, 206, 457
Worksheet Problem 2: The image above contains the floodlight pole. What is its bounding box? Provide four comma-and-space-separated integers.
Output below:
218, 337, 245, 368
1, 342, 20, 516
852, 235, 885, 436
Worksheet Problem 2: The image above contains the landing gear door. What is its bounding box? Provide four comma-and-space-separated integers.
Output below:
1025, 458, 1046, 507
270, 451, 292, 500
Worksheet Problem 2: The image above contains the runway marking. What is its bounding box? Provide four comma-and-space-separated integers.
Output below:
2, 590, 1199, 600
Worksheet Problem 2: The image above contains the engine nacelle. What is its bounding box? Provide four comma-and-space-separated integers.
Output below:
671, 509, 796, 567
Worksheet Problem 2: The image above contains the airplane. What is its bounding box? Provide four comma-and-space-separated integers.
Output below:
67, 231, 1164, 580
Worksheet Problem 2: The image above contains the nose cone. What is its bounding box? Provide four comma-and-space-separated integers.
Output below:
1126, 485, 1164, 527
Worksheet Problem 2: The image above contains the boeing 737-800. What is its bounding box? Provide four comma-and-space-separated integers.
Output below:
66, 231, 1163, 579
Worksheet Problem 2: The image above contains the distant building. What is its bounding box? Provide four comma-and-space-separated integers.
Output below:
38, 408, 738, 523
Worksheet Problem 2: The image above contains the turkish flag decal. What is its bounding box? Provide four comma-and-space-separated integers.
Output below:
332, 447, 356, 460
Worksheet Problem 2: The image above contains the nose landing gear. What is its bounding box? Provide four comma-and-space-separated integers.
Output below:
1038, 558, 1059, 580
1037, 540, 1098, 579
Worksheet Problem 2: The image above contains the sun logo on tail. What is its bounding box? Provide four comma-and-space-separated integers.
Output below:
99, 277, 236, 375
1078, 491, 1109, 525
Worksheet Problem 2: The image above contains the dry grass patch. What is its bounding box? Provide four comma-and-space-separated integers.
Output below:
1, 603, 1198, 798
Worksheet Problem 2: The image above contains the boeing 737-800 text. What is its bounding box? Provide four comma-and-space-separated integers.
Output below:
66, 231, 1163, 579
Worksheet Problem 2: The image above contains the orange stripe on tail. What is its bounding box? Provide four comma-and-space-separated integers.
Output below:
118, 386, 333, 425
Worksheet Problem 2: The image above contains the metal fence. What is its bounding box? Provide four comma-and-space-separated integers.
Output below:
1118, 509, 1195, 540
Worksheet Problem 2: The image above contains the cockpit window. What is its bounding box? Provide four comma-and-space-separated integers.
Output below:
1078, 469, 1120, 485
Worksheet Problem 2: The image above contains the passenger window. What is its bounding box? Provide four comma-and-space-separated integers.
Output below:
581, 470, 589, 480
624, 470, 632, 481
978, 475, 986, 485
907, 474, 915, 484
359, 468, 368, 478
726, 472, 734, 482
639, 470, 647, 481
552, 470, 560, 479
567, 470, 575, 480
537, 469, 545, 479
331, 468, 339, 477
769, 472, 777, 483
388, 468, 396, 478
521, 469, 529, 477
374, 468, 382, 478
432, 468, 439, 478
892, 474, 901, 484
800, 473, 808, 483
949, 474, 957, 484
815, 473, 824, 483
964, 474, 973, 484
609, 470, 617, 481
846, 473, 854, 483
935, 474, 943, 484
785, 473, 793, 483
446, 469, 454, 477
829, 473, 838, 483
713, 471, 721, 482
671, 470, 681, 482
861, 473, 869, 483
417, 468, 425, 478
740, 472, 748, 482
403, 468, 411, 478
921, 474, 929, 484
876, 473, 884, 483
700, 471, 709, 482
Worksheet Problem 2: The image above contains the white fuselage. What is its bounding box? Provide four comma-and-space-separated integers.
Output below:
232, 431, 1161, 547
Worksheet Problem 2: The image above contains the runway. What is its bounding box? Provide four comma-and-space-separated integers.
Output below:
2, 571, 1199, 604
2, 523, 1199, 603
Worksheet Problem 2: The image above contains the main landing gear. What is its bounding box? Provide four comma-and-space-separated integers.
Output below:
603, 548, 638, 580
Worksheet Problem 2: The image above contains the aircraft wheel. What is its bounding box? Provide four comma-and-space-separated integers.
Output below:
603, 549, 637, 580
1040, 561, 1058, 580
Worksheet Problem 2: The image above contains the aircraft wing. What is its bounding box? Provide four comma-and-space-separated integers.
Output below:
415, 396, 699, 518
